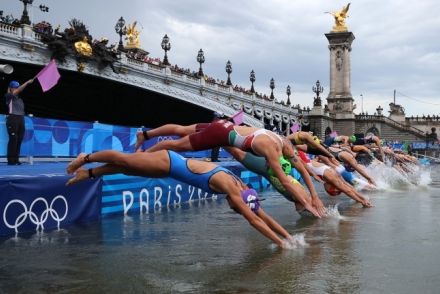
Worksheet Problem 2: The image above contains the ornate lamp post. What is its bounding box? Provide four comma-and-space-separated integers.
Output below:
312, 80, 323, 106
360, 94, 364, 114
286, 85, 291, 106
197, 49, 205, 77
114, 17, 127, 51
19, 0, 34, 25
161, 34, 171, 66
250, 70, 256, 93
225, 60, 232, 86
270, 78, 275, 100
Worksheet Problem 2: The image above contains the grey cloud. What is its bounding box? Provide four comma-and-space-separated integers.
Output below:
3, 0, 439, 115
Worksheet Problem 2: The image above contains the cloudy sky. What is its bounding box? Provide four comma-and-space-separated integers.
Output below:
3, 0, 439, 116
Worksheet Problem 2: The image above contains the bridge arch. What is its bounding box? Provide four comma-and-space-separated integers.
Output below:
365, 126, 380, 137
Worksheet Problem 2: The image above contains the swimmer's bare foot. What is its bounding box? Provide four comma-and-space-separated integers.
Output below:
134, 130, 148, 152
66, 168, 89, 186
67, 153, 87, 175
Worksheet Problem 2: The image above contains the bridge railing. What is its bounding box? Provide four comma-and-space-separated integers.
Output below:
147, 63, 163, 72
355, 114, 426, 137
383, 116, 426, 137
185, 75, 200, 83
0, 22, 20, 36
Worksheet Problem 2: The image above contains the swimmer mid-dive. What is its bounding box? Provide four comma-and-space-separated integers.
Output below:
224, 146, 327, 216
286, 131, 334, 159
133, 120, 324, 217
66, 149, 303, 248
351, 134, 385, 162
320, 146, 376, 185
297, 151, 373, 207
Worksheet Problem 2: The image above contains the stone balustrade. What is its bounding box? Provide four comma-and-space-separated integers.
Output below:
0, 23, 19, 35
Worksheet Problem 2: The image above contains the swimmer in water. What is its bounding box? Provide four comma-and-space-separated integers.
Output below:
67, 149, 299, 248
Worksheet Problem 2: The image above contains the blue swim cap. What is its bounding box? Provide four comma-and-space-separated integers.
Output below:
9, 80, 20, 89
341, 170, 354, 184
240, 189, 261, 213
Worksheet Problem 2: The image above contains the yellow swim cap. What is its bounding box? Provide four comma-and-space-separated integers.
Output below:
313, 136, 321, 144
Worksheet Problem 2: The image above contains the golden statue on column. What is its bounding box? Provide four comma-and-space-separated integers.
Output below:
326, 3, 350, 32
125, 21, 141, 49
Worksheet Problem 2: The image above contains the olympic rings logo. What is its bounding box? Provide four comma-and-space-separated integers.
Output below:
157, 136, 175, 142
3, 195, 68, 233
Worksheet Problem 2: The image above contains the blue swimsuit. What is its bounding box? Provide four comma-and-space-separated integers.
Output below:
167, 150, 235, 193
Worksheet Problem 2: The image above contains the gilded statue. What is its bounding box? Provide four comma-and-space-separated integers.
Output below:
74, 36, 93, 57
125, 21, 141, 49
326, 3, 350, 32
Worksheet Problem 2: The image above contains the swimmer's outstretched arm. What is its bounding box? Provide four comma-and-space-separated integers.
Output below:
263, 149, 322, 218
256, 209, 292, 240
224, 190, 288, 248
377, 141, 385, 162
288, 153, 326, 216
330, 175, 373, 207
341, 152, 376, 185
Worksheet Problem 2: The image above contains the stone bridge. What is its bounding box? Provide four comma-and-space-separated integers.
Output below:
0, 22, 305, 131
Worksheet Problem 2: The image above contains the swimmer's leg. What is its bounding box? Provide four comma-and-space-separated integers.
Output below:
135, 124, 198, 151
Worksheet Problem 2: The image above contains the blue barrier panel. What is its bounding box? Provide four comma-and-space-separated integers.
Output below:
100, 165, 269, 217
0, 114, 231, 158
0, 176, 102, 236
101, 175, 218, 216
412, 142, 440, 149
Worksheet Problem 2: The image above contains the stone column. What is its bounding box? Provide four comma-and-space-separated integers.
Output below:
325, 32, 355, 120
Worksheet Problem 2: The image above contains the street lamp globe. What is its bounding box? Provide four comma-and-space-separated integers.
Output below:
114, 17, 127, 51
286, 85, 291, 106
270, 78, 275, 100
250, 70, 256, 93
225, 60, 232, 86
197, 49, 205, 77
19, 0, 34, 25
161, 34, 171, 65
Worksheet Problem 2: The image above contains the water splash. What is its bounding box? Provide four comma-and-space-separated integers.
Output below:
270, 233, 309, 250
283, 233, 309, 250
325, 205, 344, 220
416, 168, 432, 186
367, 162, 413, 190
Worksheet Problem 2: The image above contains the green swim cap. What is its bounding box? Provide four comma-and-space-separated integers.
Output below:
349, 135, 357, 143
268, 156, 292, 176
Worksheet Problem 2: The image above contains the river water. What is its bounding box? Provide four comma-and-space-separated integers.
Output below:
1, 166, 440, 293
